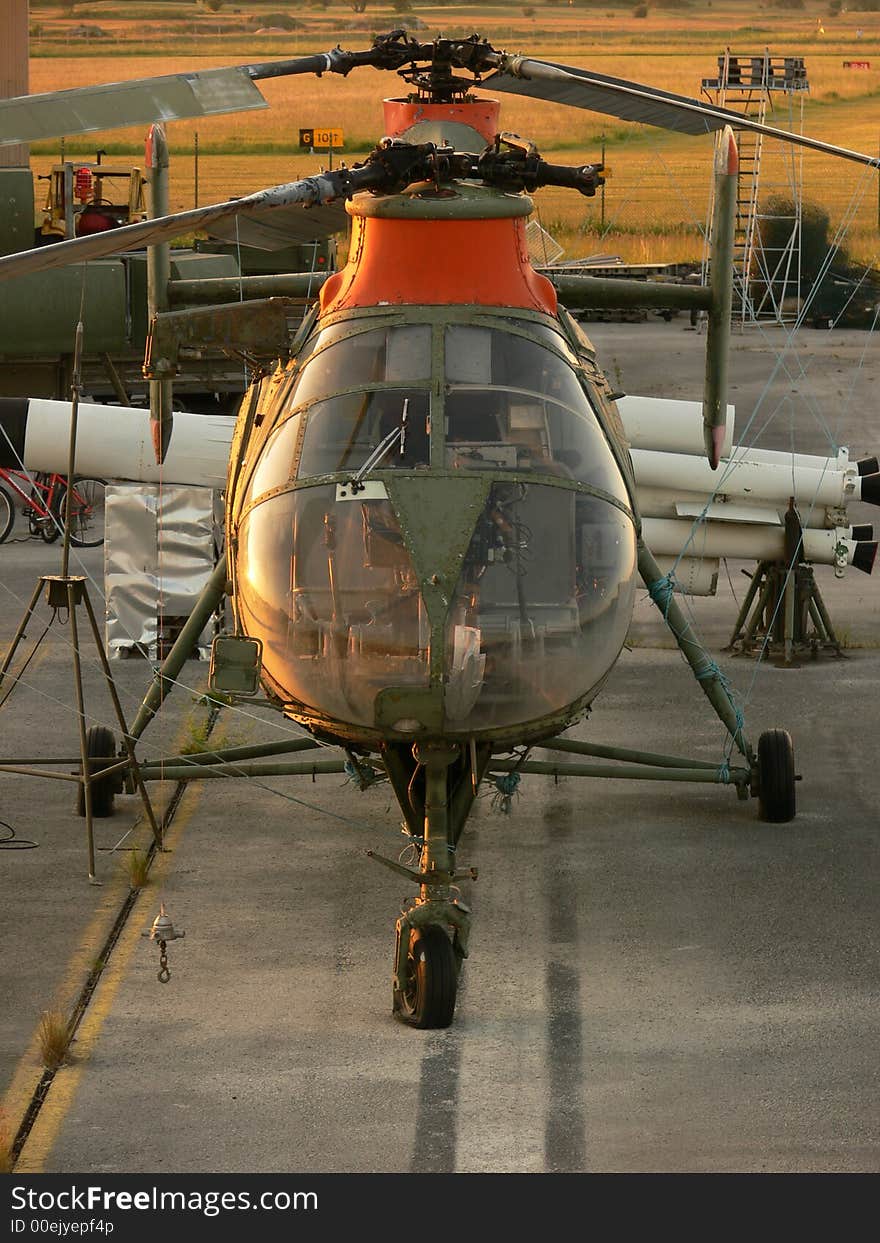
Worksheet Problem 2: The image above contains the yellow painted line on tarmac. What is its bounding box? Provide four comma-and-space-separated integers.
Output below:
15, 783, 203, 1173
0, 636, 49, 684
0, 872, 128, 1153
1, 638, 119, 1143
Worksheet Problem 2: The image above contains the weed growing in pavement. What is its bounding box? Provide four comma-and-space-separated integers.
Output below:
126, 848, 150, 890
37, 1010, 71, 1071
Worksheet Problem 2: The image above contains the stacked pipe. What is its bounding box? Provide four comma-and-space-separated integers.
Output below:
0, 397, 230, 488
618, 395, 880, 594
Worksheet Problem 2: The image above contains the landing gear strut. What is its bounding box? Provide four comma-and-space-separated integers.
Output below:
380, 740, 480, 1028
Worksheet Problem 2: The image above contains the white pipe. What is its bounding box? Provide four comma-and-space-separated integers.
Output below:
617, 395, 735, 457
729, 444, 849, 471
635, 485, 782, 525
23, 399, 232, 487
631, 446, 858, 509
616, 396, 860, 478
652, 555, 719, 597
643, 516, 855, 567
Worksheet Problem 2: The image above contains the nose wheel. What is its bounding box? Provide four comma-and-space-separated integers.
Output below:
393, 926, 458, 1029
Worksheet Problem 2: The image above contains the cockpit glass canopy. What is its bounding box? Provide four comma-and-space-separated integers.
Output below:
236, 482, 636, 735
234, 315, 638, 738
289, 323, 431, 412
443, 325, 625, 495
241, 317, 629, 507
298, 391, 430, 477
237, 485, 431, 729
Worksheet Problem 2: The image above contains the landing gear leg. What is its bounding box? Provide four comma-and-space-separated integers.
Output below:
640, 541, 799, 821
640, 540, 752, 763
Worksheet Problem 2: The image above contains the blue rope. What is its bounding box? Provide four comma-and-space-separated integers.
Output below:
491, 771, 521, 815
647, 573, 676, 616
344, 758, 378, 788
694, 656, 746, 742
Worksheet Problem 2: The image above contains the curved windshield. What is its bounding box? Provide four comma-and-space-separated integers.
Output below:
235, 481, 636, 736
245, 415, 302, 503
443, 482, 636, 730
446, 324, 585, 403
491, 316, 584, 368
241, 317, 631, 508
444, 325, 625, 495
287, 324, 431, 413
237, 486, 430, 727
297, 390, 430, 477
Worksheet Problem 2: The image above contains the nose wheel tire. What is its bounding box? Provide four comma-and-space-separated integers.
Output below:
757, 729, 796, 823
394, 926, 458, 1029
75, 725, 121, 818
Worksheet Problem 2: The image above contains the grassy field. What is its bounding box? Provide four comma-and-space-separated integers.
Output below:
23, 2, 880, 266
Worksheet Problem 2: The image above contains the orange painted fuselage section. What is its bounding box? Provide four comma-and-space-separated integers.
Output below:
319, 212, 557, 316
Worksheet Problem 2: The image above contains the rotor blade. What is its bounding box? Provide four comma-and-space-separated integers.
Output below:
207, 201, 349, 250
0, 45, 376, 148
0, 174, 349, 283
486, 57, 880, 168
0, 67, 268, 148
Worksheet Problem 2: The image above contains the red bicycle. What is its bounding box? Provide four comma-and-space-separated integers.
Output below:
0, 468, 106, 547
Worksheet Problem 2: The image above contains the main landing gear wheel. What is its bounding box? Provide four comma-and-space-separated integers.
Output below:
75, 725, 121, 818
757, 729, 796, 823
394, 926, 458, 1029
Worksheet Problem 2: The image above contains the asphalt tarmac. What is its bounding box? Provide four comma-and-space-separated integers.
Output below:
1, 321, 878, 1174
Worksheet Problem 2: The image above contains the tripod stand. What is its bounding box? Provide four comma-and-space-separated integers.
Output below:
0, 324, 161, 878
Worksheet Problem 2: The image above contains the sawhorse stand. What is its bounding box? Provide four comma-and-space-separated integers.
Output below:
726, 558, 842, 666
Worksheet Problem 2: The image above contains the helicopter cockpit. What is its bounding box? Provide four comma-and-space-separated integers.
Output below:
234, 313, 638, 741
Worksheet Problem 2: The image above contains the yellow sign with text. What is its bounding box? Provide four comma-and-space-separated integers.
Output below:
299, 127, 344, 150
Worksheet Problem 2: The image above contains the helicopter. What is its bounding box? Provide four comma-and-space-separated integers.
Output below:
1, 29, 875, 1029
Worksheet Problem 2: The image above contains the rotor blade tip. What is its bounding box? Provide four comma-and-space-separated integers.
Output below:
150, 415, 172, 466
718, 125, 739, 177
706, 424, 726, 470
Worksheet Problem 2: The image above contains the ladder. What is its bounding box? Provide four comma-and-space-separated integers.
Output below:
702, 50, 808, 325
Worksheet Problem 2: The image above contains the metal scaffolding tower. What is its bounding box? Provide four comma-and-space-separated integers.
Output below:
702, 51, 809, 325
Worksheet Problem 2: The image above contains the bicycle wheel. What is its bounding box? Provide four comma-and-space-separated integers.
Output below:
0, 484, 14, 543
39, 484, 63, 543
63, 477, 106, 547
